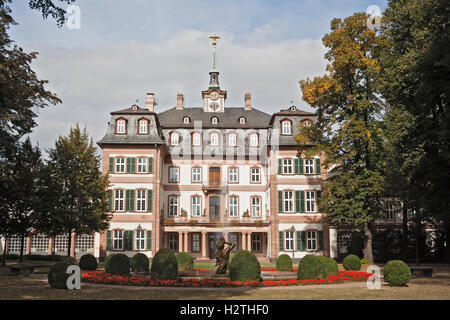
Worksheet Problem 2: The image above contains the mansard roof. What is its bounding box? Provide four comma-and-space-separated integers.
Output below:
158, 107, 272, 129
268, 106, 316, 125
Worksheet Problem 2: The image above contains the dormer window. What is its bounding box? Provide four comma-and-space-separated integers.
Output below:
170, 132, 179, 146
183, 117, 190, 124
211, 117, 218, 124
281, 119, 292, 135
228, 132, 237, 147
138, 118, 148, 134
239, 117, 246, 124
192, 132, 202, 146
116, 119, 126, 134
210, 132, 219, 146
302, 119, 312, 127
290, 106, 296, 111
250, 133, 259, 147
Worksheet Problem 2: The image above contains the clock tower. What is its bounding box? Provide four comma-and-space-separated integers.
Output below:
202, 35, 227, 112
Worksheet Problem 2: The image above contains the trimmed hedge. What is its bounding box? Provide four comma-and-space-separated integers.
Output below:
151, 248, 178, 280
79, 254, 98, 270
276, 254, 293, 271
131, 253, 150, 272
105, 253, 130, 276
343, 254, 362, 271
1, 254, 19, 261
176, 252, 194, 272
297, 255, 338, 280
48, 257, 79, 289
383, 260, 411, 286
104, 254, 115, 272
229, 250, 262, 282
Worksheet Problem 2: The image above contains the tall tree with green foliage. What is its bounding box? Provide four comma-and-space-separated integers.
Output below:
295, 13, 387, 261
0, 138, 43, 262
380, 0, 450, 262
46, 125, 111, 256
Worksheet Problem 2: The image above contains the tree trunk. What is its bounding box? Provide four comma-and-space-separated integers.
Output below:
445, 223, 450, 263
363, 223, 374, 262
402, 203, 409, 262
67, 232, 72, 257
19, 234, 25, 262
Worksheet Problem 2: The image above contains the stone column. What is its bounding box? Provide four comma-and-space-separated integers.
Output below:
178, 232, 183, 253
201, 232, 207, 259
26, 236, 31, 254
70, 233, 76, 257
184, 232, 189, 253
247, 232, 252, 252
241, 232, 246, 250
48, 236, 53, 255
329, 227, 338, 259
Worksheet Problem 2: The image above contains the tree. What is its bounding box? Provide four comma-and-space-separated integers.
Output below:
0, 138, 43, 262
380, 0, 450, 262
46, 124, 111, 256
295, 13, 387, 261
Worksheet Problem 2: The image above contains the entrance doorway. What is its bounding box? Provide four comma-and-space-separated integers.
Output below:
209, 196, 220, 221
209, 232, 223, 258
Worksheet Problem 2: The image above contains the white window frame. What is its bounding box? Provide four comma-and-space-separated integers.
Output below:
169, 196, 179, 217
229, 167, 238, 183
251, 167, 261, 183
228, 133, 237, 147
284, 191, 293, 212
136, 190, 146, 211
192, 167, 202, 183
169, 233, 178, 251
251, 197, 261, 217
116, 119, 126, 134
305, 159, 314, 174
170, 132, 179, 146
211, 117, 218, 124
281, 120, 292, 135
252, 233, 261, 252
210, 132, 219, 146
192, 196, 201, 217
307, 231, 317, 251
136, 230, 145, 251
283, 159, 293, 174
113, 230, 123, 250
115, 157, 125, 173
115, 190, 124, 211
250, 133, 259, 146
192, 132, 202, 146
229, 196, 238, 217
169, 167, 179, 183
285, 231, 294, 251
139, 119, 148, 134
306, 191, 315, 212
386, 202, 394, 220
137, 158, 147, 173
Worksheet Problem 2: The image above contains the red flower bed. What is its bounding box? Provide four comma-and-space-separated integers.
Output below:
81, 270, 373, 288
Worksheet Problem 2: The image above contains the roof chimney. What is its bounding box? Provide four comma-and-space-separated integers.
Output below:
145, 93, 155, 112
244, 93, 252, 110
176, 93, 184, 110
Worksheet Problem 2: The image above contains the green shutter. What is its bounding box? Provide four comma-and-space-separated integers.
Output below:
300, 191, 305, 213
125, 190, 130, 211
301, 231, 306, 251
299, 158, 304, 174
109, 157, 114, 172
316, 190, 322, 207
279, 231, 284, 252
278, 191, 283, 213
131, 157, 136, 173
147, 189, 153, 212
294, 158, 300, 175
126, 157, 132, 173
278, 159, 282, 175
296, 231, 302, 251
295, 190, 301, 213
148, 157, 153, 174
147, 230, 152, 250
106, 230, 111, 250
315, 158, 321, 174
107, 190, 113, 211
129, 190, 135, 212
318, 231, 323, 251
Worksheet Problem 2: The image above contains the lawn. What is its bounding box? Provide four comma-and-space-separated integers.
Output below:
0, 261, 449, 300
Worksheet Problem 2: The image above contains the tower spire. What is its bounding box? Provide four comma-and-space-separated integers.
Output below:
208, 34, 220, 89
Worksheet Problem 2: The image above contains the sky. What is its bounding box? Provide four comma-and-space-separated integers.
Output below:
8, 0, 388, 154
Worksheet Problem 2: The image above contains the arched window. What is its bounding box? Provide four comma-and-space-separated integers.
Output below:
239, 117, 246, 124
210, 132, 219, 146
192, 132, 202, 146
228, 132, 237, 147
249, 132, 259, 147
281, 119, 292, 135
211, 117, 218, 124
138, 118, 148, 134
183, 116, 190, 124
170, 132, 179, 146
116, 118, 127, 134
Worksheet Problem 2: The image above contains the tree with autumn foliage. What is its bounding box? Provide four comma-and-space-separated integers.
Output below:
295, 13, 387, 261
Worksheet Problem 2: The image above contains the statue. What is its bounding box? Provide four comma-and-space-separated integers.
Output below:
215, 236, 235, 276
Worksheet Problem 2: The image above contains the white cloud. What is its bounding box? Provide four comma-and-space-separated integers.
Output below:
26, 29, 327, 154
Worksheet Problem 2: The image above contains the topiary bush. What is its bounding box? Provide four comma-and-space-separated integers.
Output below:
383, 260, 411, 286
297, 255, 338, 280
151, 248, 178, 280
48, 257, 79, 289
131, 253, 150, 272
176, 252, 194, 272
276, 254, 293, 271
105, 253, 130, 276
79, 254, 98, 270
104, 254, 115, 271
229, 250, 262, 282
343, 254, 362, 271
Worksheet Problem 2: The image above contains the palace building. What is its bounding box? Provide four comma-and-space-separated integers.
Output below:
1, 36, 405, 261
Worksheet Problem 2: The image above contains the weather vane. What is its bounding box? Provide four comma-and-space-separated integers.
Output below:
209, 34, 220, 45
290, 99, 294, 105
136, 98, 139, 103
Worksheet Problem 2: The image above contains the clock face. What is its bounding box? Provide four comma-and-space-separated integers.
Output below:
210, 102, 219, 111
210, 91, 219, 100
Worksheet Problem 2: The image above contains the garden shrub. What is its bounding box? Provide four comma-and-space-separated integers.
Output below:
176, 252, 194, 272
131, 253, 150, 272
276, 254, 293, 271
79, 254, 98, 270
104, 254, 116, 271
105, 253, 130, 276
383, 260, 411, 286
2, 254, 19, 261
25, 254, 64, 261
360, 258, 373, 265
297, 255, 338, 280
343, 254, 362, 271
151, 248, 178, 280
229, 250, 261, 282
47, 257, 79, 289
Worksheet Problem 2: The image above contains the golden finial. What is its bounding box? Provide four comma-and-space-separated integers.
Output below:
209, 34, 220, 45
